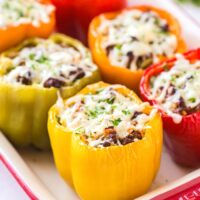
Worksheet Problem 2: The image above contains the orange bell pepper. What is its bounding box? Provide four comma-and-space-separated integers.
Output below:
0, 0, 55, 52
88, 5, 187, 93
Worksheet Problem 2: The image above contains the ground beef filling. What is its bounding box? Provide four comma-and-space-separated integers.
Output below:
98, 10, 177, 70
60, 85, 156, 147
0, 39, 96, 88
150, 55, 200, 121
156, 84, 200, 115
101, 126, 142, 147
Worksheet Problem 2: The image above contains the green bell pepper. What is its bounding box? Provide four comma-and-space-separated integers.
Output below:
0, 33, 101, 150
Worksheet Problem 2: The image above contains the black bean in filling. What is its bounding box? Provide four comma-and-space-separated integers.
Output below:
131, 36, 139, 41
160, 23, 169, 32
157, 86, 164, 96
131, 111, 142, 120
102, 141, 111, 147
16, 75, 32, 85
144, 12, 152, 22
126, 51, 135, 69
175, 97, 188, 115
102, 125, 143, 146
105, 44, 115, 56
24, 43, 37, 48
157, 85, 200, 115
178, 98, 200, 115
72, 68, 85, 82
166, 84, 176, 97
69, 70, 77, 75
43, 77, 65, 88
187, 75, 194, 81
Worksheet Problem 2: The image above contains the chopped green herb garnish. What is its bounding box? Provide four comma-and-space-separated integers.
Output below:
31, 64, 36, 69
74, 127, 85, 134
111, 105, 117, 110
100, 106, 105, 110
111, 118, 121, 126
87, 107, 105, 118
2, 2, 9, 9
154, 17, 160, 26
106, 96, 115, 104
16, 9, 24, 18
176, 0, 200, 6
36, 55, 49, 63
122, 110, 131, 115
171, 76, 176, 83
96, 88, 104, 94
27, 5, 34, 10
188, 97, 196, 103
29, 53, 35, 60
88, 110, 98, 118
115, 44, 122, 50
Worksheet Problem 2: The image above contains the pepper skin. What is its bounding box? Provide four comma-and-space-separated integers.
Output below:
88, 5, 187, 93
140, 49, 200, 167
0, 34, 101, 150
51, 0, 126, 44
0, 0, 55, 52
48, 81, 163, 200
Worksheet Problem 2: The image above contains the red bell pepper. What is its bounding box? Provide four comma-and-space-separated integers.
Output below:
51, 0, 127, 44
140, 49, 200, 167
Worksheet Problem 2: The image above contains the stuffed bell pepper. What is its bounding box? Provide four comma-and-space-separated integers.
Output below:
89, 5, 186, 92
0, 34, 100, 149
0, 0, 55, 52
140, 49, 200, 167
48, 81, 163, 200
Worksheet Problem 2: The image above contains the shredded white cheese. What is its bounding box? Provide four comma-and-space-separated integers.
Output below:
150, 54, 200, 123
98, 9, 177, 70
0, 0, 54, 28
0, 39, 97, 87
60, 85, 156, 147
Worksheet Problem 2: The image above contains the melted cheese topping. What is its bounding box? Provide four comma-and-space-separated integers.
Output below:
0, 0, 54, 28
150, 54, 200, 123
0, 39, 97, 88
98, 9, 177, 70
60, 85, 156, 147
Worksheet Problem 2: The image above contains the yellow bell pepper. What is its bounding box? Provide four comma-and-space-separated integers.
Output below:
0, 34, 101, 150
48, 81, 163, 200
